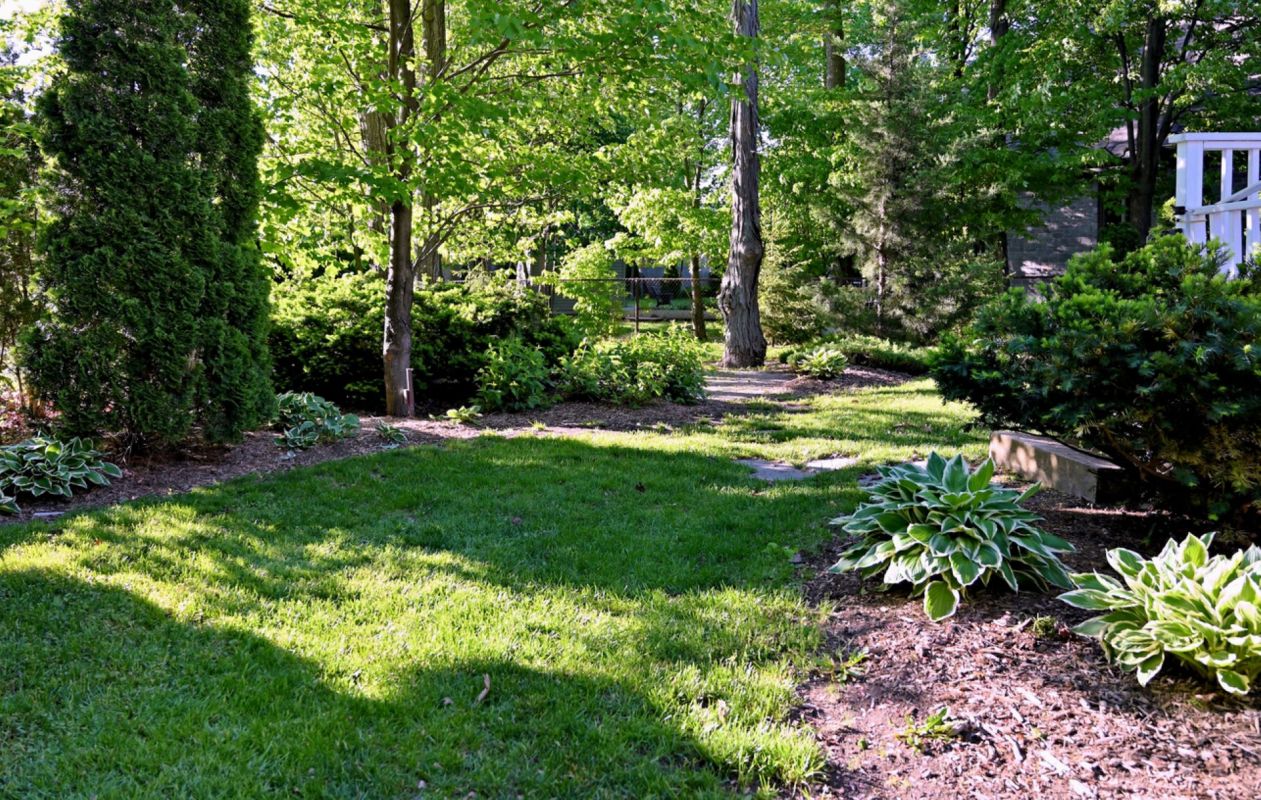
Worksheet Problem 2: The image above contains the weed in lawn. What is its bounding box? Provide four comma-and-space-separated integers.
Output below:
1030, 615, 1063, 640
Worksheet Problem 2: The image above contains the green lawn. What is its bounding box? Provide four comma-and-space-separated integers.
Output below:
0, 379, 983, 799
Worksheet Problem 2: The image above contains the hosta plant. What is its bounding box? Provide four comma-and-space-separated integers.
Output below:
789, 346, 849, 380
830, 453, 1075, 621
273, 392, 360, 451
0, 436, 123, 514
1060, 533, 1261, 696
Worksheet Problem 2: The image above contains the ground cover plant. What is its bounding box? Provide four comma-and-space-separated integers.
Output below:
1061, 533, 1261, 695
830, 454, 1075, 621
786, 345, 849, 379
0, 436, 121, 515
273, 392, 360, 450
558, 326, 707, 406
780, 335, 935, 375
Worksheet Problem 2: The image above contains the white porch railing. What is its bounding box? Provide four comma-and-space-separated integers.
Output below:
1172, 132, 1261, 276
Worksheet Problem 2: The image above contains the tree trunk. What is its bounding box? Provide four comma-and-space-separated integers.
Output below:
418, 0, 446, 281
989, 0, 1010, 272
383, 0, 418, 417
824, 1, 845, 90
1126, 16, 1167, 242
384, 200, 415, 416
718, 0, 767, 368
690, 254, 707, 340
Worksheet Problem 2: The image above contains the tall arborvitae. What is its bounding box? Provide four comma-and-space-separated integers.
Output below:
28, 0, 270, 445
29, 0, 209, 444
185, 0, 274, 439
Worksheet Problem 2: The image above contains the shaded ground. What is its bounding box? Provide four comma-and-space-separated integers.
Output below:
792, 490, 1261, 800
2, 365, 912, 524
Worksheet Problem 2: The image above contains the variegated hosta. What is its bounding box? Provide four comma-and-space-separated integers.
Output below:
0, 436, 123, 515
829, 453, 1075, 621
1060, 533, 1261, 696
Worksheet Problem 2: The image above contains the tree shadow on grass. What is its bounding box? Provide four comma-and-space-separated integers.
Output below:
0, 568, 752, 799
1, 437, 847, 797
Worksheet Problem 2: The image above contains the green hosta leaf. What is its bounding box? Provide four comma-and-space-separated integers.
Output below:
925, 452, 947, 481
949, 552, 982, 587
1106, 548, 1144, 578
1217, 670, 1250, 696
1059, 589, 1116, 610
967, 459, 995, 491
942, 455, 969, 492
923, 581, 959, 622
1135, 652, 1165, 686
1072, 616, 1110, 637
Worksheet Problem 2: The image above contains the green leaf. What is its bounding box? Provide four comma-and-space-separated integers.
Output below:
923, 581, 959, 622
1216, 670, 1250, 696
1059, 589, 1116, 610
967, 459, 995, 491
1135, 652, 1165, 686
949, 552, 982, 587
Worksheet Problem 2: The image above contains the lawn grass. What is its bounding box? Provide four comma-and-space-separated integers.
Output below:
0, 379, 983, 798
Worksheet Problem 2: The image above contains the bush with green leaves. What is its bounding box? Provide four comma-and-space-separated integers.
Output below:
830, 454, 1075, 621
475, 337, 551, 412
780, 335, 935, 375
1060, 533, 1261, 696
787, 345, 849, 379
933, 236, 1261, 522
273, 392, 359, 450
559, 326, 706, 406
270, 271, 576, 410
0, 436, 122, 514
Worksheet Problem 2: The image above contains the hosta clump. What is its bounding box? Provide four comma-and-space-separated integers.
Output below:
0, 437, 123, 514
1060, 533, 1261, 696
788, 345, 849, 379
830, 453, 1075, 621
273, 392, 360, 450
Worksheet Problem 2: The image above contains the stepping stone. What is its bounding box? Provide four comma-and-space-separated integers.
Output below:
804, 456, 859, 472
736, 458, 815, 482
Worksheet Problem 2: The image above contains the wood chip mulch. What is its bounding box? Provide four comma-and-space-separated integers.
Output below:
791, 490, 1261, 800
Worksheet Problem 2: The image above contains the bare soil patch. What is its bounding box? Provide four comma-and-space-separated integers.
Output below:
792, 490, 1261, 800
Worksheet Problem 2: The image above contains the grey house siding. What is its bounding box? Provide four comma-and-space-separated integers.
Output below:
1008, 193, 1100, 290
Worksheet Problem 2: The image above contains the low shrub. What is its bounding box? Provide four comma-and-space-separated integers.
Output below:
933, 236, 1261, 523
0, 436, 122, 514
559, 326, 706, 406
1061, 533, 1261, 695
475, 337, 551, 412
830, 454, 1075, 621
271, 271, 576, 410
780, 335, 934, 375
273, 392, 359, 450
787, 345, 849, 379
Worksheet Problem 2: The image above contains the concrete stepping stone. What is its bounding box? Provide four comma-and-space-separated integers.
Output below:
736, 458, 815, 482
804, 456, 859, 472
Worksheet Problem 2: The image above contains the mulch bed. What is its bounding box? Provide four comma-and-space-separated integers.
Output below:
792, 489, 1261, 800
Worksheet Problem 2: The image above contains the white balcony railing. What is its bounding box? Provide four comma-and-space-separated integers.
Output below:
1172, 132, 1261, 276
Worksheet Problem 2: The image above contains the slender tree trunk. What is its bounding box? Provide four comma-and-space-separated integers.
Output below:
989, 0, 1010, 272
690, 254, 707, 340
719, 0, 767, 368
824, 1, 845, 90
418, 0, 446, 281
1127, 16, 1167, 242
383, 0, 418, 417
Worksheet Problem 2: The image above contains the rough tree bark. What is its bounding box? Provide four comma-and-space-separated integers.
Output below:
824, 0, 845, 90
418, 0, 446, 280
718, 0, 767, 368
1126, 16, 1167, 242
383, 0, 419, 417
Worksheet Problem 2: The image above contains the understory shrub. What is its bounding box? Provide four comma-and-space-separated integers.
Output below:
270, 271, 576, 410
273, 392, 359, 450
0, 436, 122, 514
780, 335, 934, 375
830, 454, 1075, 621
933, 236, 1261, 523
1061, 533, 1261, 696
558, 326, 706, 406
475, 337, 551, 412
786, 345, 849, 379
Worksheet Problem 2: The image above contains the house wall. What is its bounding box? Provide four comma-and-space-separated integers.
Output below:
1007, 194, 1100, 285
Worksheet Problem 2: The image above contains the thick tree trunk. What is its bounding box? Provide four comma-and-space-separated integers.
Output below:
1126, 16, 1167, 242
718, 0, 767, 368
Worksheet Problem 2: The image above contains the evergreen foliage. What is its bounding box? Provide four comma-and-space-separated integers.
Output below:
25, 0, 271, 445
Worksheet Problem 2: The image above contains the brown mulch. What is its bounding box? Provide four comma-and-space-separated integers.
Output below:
792, 489, 1261, 800
3, 366, 915, 525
